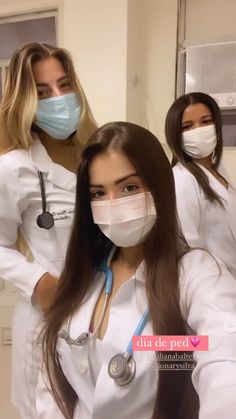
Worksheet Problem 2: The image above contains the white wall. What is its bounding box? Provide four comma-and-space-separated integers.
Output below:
62, 0, 128, 125
127, 0, 178, 147
126, 0, 146, 128
186, 0, 236, 43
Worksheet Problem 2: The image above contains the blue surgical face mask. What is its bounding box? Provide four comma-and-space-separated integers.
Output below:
35, 92, 81, 140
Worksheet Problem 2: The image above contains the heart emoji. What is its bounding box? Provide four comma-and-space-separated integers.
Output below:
190, 337, 200, 347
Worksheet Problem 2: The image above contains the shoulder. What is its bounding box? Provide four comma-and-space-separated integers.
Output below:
179, 249, 220, 279
0, 146, 38, 197
179, 249, 236, 314
173, 163, 196, 182
173, 163, 200, 197
0, 143, 38, 179
218, 162, 235, 186
0, 147, 32, 171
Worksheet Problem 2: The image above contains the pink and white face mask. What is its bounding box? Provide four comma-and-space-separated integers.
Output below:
90, 192, 157, 247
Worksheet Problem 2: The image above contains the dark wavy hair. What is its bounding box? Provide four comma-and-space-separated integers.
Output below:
165, 92, 223, 204
42, 121, 199, 419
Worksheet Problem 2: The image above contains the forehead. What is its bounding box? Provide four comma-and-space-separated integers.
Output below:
32, 57, 66, 84
182, 103, 212, 121
89, 150, 136, 184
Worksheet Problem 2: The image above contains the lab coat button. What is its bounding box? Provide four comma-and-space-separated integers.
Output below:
225, 321, 236, 333
78, 363, 88, 374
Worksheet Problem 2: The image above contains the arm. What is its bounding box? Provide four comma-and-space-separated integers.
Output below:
33, 273, 58, 312
173, 166, 203, 247
180, 250, 236, 419
0, 161, 54, 302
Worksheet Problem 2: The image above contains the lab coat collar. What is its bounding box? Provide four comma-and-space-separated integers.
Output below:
29, 136, 76, 191
196, 162, 234, 194
68, 258, 146, 340
108, 246, 146, 285
134, 260, 146, 284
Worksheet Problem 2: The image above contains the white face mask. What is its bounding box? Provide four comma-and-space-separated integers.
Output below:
91, 192, 157, 247
182, 124, 217, 159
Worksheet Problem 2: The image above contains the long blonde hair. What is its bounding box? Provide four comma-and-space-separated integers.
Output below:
0, 42, 97, 153
0, 42, 97, 258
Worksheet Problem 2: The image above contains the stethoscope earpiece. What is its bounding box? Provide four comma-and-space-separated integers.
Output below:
59, 330, 70, 341
59, 330, 89, 346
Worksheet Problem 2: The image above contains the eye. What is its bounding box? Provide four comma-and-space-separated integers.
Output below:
202, 118, 213, 125
182, 123, 192, 132
59, 81, 72, 91
123, 184, 139, 193
37, 89, 50, 99
90, 190, 105, 200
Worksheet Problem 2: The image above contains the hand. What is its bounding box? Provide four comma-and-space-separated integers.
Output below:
33, 273, 58, 313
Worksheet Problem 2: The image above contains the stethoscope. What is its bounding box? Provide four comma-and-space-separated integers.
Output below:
36, 171, 54, 229
59, 254, 149, 386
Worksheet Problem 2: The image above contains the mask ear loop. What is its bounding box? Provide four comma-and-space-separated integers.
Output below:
211, 149, 217, 164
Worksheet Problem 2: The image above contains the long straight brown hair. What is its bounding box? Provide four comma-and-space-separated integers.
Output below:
42, 122, 199, 419
165, 92, 223, 205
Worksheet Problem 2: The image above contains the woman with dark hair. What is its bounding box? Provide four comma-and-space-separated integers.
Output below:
165, 92, 236, 278
37, 122, 236, 419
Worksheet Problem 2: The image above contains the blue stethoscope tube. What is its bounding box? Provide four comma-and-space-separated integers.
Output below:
59, 257, 149, 385
126, 307, 149, 355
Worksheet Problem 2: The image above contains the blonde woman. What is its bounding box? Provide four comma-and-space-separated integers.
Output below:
0, 42, 97, 418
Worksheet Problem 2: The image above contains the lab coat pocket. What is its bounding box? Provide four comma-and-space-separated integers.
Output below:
49, 208, 74, 261
22, 206, 74, 266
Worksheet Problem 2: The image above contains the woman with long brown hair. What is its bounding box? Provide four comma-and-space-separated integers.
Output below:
165, 92, 236, 279
0, 42, 97, 418
38, 122, 236, 419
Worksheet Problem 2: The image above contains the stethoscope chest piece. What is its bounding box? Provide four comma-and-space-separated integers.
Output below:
37, 211, 54, 229
108, 353, 136, 386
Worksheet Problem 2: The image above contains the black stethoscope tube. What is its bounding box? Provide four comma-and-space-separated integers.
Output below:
36, 171, 54, 229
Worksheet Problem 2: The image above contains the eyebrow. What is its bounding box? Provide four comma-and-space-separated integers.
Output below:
36, 75, 69, 87
90, 173, 140, 188
182, 114, 212, 124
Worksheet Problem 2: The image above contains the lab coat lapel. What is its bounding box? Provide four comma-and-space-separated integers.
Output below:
199, 164, 236, 241
226, 188, 236, 241
69, 273, 105, 339
59, 274, 106, 415
29, 138, 76, 192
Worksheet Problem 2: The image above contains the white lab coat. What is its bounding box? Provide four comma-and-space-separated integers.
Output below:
36, 249, 236, 419
0, 137, 76, 418
173, 163, 236, 278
